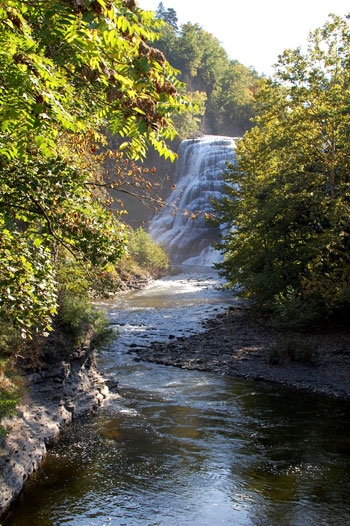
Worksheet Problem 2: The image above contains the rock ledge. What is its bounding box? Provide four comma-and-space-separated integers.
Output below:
0, 338, 109, 519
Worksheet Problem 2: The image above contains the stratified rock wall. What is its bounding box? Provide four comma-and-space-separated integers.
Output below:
0, 337, 109, 518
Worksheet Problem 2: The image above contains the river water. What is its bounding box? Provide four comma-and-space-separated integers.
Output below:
4, 271, 350, 526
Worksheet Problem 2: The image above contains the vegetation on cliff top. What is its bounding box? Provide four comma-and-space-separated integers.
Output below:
154, 2, 261, 138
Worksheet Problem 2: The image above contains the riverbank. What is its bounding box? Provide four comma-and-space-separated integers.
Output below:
0, 328, 109, 520
0, 265, 158, 520
0, 267, 157, 520
132, 304, 350, 400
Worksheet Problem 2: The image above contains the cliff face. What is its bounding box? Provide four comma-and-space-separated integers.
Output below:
0, 329, 109, 519
106, 131, 180, 228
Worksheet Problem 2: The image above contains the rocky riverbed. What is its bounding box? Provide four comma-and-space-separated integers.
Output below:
132, 304, 350, 400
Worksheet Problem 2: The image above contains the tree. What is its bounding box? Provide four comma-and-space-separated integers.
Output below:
171, 89, 206, 139
156, 2, 178, 30
215, 15, 350, 326
210, 62, 258, 135
153, 20, 260, 137
0, 0, 187, 337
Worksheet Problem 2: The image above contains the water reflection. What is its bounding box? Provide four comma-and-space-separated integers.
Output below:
6, 370, 350, 526
4, 274, 350, 526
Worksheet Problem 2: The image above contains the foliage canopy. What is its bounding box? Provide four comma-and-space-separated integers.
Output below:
215, 15, 350, 326
0, 0, 186, 338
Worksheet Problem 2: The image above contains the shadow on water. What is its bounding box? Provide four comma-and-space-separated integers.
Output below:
4, 273, 350, 526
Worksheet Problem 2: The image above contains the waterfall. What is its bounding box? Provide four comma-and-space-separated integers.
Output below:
149, 135, 237, 266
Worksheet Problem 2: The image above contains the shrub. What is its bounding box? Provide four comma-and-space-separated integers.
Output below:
0, 353, 22, 436
58, 293, 114, 350
127, 227, 169, 274
55, 250, 115, 348
58, 294, 92, 341
90, 309, 115, 351
0, 387, 20, 437
269, 287, 321, 330
268, 335, 318, 366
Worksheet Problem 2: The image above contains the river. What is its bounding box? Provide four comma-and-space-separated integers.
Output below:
4, 270, 350, 526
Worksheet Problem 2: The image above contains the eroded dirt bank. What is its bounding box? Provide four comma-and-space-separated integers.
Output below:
132, 305, 350, 400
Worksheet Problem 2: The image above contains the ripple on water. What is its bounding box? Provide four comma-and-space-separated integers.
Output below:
4, 272, 350, 526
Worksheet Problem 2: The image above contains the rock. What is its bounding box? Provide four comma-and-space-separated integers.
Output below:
0, 339, 109, 521
131, 306, 350, 402
106, 379, 119, 391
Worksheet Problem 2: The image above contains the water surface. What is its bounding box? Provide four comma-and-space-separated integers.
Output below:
5, 271, 350, 526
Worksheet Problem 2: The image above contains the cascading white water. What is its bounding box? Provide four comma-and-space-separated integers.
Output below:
149, 135, 237, 266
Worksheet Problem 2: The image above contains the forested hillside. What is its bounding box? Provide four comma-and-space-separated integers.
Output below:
154, 2, 261, 138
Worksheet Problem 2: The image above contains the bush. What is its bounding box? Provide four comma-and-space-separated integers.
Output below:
0, 353, 22, 436
90, 309, 115, 351
127, 227, 169, 273
55, 250, 116, 349
58, 293, 114, 350
58, 294, 92, 341
0, 387, 20, 437
0, 322, 24, 357
268, 335, 318, 366
269, 287, 321, 330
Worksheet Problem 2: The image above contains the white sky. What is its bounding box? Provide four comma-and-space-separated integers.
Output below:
138, 0, 350, 76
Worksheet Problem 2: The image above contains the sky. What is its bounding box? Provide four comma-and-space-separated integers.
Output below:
138, 0, 350, 76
